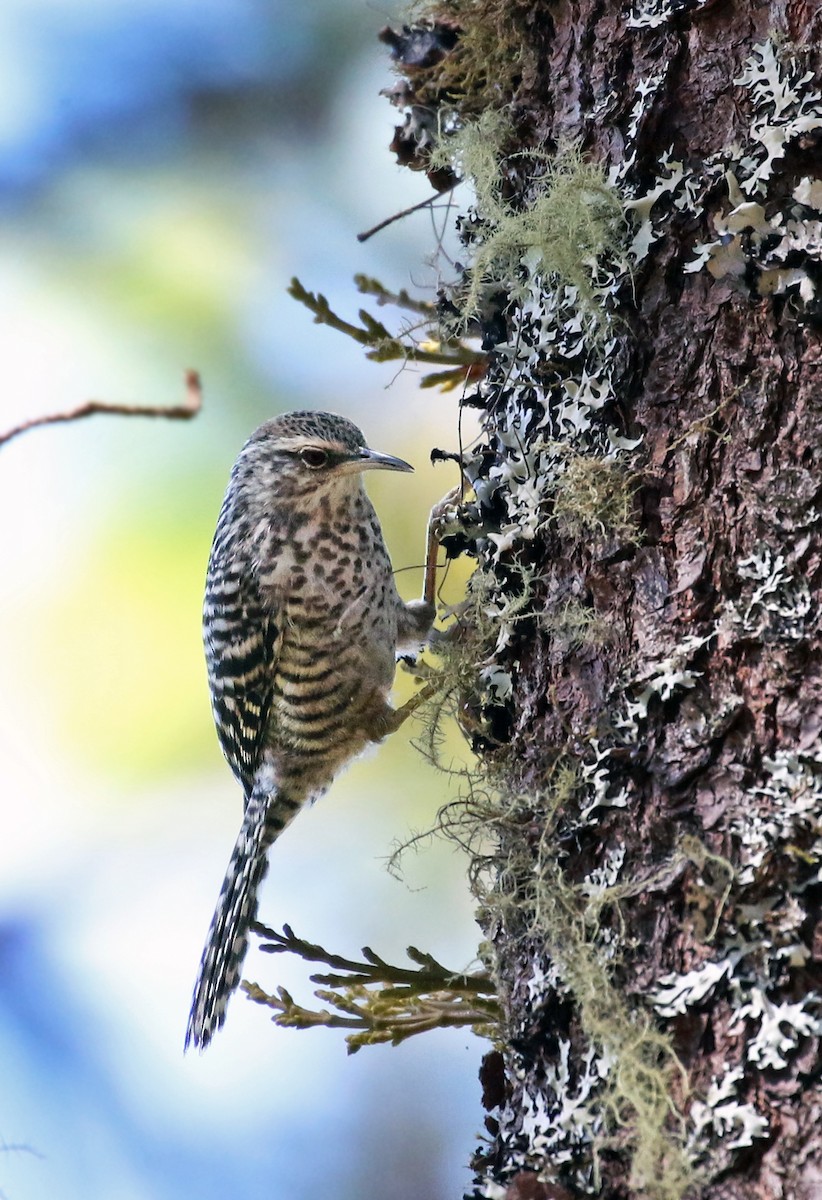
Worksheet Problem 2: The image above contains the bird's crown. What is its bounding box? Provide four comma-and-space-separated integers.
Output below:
251, 411, 366, 453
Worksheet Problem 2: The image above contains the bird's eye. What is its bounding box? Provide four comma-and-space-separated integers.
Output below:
300, 447, 329, 469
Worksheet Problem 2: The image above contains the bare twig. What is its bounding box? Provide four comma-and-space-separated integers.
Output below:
356, 187, 457, 243
0, 369, 203, 450
287, 278, 485, 376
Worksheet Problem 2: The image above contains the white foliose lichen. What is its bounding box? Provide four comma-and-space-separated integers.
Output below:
689, 1066, 770, 1153
476, 1183, 508, 1200
525, 959, 561, 1005
734, 40, 822, 196
686, 175, 822, 310
493, 1041, 607, 1192
733, 986, 822, 1070
685, 40, 822, 313
476, 265, 638, 565
645, 740, 822, 1164
610, 38, 822, 313
479, 663, 514, 702
626, 0, 715, 31
558, 630, 714, 831
611, 632, 713, 744
726, 544, 813, 641
576, 739, 631, 823
733, 747, 822, 886
608, 58, 718, 261
579, 844, 626, 899
650, 955, 740, 1018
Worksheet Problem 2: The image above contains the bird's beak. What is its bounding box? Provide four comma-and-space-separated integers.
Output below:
342, 447, 414, 475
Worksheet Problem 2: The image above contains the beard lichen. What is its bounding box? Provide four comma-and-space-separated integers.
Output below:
546, 446, 640, 544
428, 113, 628, 335
403, 0, 542, 118
397, 566, 698, 1197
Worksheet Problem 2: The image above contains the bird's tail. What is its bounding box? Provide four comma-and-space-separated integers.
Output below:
185, 785, 300, 1051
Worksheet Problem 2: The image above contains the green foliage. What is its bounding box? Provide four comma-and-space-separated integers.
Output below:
242, 923, 499, 1053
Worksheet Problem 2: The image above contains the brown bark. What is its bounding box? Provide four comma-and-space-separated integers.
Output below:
384, 1, 822, 1197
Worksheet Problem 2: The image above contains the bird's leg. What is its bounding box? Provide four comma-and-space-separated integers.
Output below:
370, 677, 446, 738
423, 483, 464, 608
396, 481, 466, 648
385, 480, 469, 737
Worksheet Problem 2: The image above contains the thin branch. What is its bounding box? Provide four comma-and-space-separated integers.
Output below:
354, 274, 438, 316
288, 277, 485, 370
252, 922, 496, 995
0, 369, 203, 449
245, 924, 498, 1051
356, 187, 457, 243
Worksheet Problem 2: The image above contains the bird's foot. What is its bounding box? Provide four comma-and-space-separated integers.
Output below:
423, 482, 467, 608
371, 676, 445, 738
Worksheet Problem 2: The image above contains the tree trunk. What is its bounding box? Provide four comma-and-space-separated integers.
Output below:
383, 2, 822, 1197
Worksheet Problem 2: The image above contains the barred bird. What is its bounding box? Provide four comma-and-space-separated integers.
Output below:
186, 411, 435, 1050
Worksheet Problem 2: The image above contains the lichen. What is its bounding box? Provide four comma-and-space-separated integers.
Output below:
627, 0, 715, 31
688, 1067, 769, 1154
735, 988, 822, 1070
683, 39, 822, 320
548, 449, 639, 544
403, 0, 540, 117
423, 112, 628, 339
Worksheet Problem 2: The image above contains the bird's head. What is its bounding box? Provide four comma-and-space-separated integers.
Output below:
235, 410, 414, 505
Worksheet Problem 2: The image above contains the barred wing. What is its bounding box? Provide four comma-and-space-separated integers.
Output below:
203, 555, 281, 802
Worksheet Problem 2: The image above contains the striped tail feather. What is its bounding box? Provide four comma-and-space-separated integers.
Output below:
185, 785, 299, 1050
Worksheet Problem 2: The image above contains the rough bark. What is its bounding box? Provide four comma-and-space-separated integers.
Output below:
382, 2, 822, 1198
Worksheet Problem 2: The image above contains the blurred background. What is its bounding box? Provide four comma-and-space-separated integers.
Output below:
0, 3, 484, 1198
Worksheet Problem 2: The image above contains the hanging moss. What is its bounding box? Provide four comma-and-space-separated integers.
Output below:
430, 115, 627, 331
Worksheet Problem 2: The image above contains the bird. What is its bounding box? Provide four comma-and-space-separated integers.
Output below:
185, 410, 435, 1050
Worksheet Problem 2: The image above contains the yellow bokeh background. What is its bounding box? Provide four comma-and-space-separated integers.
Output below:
0, 6, 485, 1199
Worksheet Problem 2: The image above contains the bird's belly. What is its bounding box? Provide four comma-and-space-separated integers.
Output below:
270, 586, 397, 768
283, 576, 397, 678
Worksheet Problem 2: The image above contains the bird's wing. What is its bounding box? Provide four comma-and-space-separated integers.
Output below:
204, 564, 283, 802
